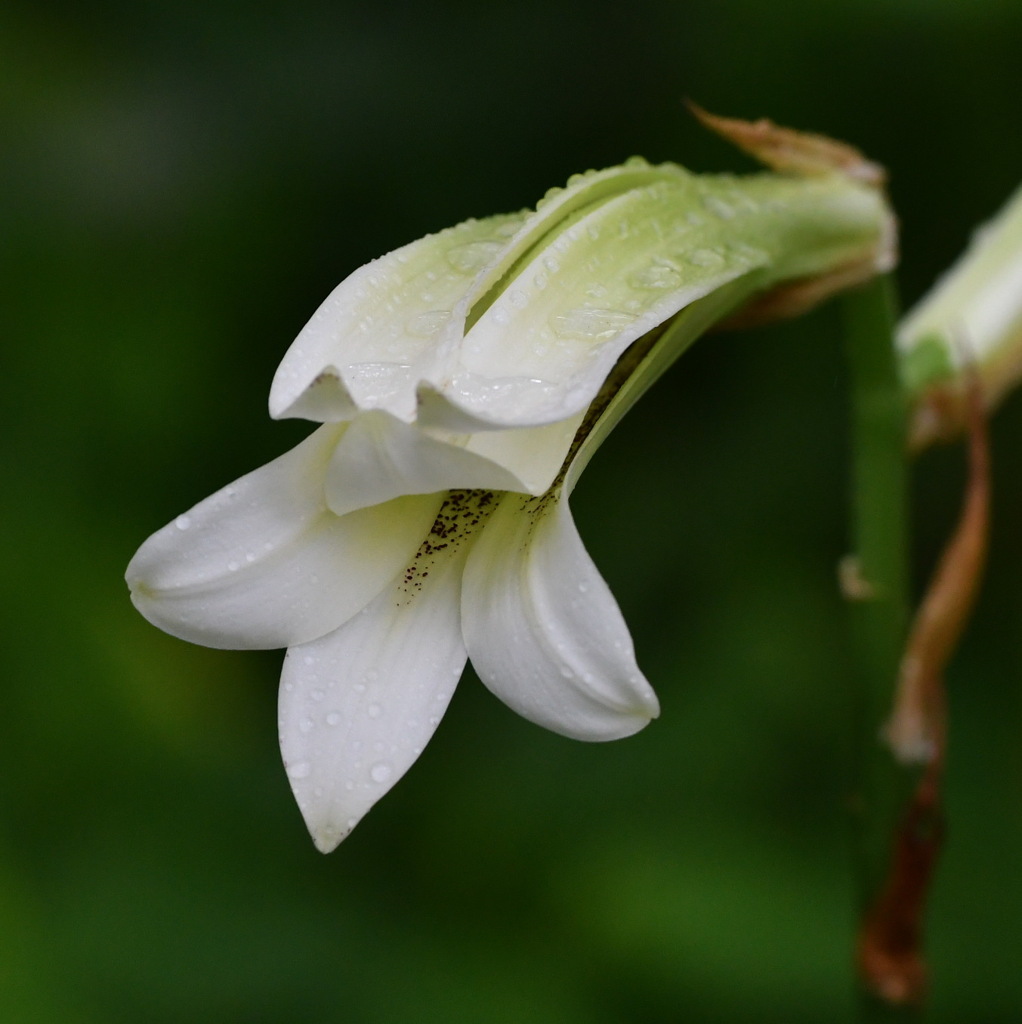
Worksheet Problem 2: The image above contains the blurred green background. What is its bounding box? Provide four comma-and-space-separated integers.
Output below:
3, 1, 1022, 1021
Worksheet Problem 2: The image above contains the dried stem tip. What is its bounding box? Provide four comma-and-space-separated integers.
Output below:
687, 101, 887, 185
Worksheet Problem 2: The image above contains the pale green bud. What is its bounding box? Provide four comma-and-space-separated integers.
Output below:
899, 185, 1022, 448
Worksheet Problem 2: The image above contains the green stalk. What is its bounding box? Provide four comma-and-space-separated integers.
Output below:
841, 275, 920, 1020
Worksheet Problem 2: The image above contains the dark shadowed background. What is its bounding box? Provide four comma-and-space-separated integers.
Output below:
3, 1, 1022, 1021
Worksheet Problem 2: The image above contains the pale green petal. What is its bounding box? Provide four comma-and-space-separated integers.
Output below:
127, 426, 443, 649
462, 491, 659, 741
419, 171, 889, 430
269, 161, 677, 425
278, 501, 478, 852
898, 185, 1022, 420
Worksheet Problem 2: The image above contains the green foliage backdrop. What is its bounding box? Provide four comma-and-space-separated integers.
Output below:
3, 1, 1021, 1020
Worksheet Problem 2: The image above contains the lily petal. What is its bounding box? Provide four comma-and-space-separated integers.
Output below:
420, 170, 891, 431
462, 491, 660, 741
324, 410, 528, 515
278, 519, 472, 852
269, 212, 527, 422
127, 425, 443, 649
270, 162, 677, 425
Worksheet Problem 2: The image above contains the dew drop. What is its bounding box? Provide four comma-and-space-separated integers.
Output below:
702, 194, 736, 220
370, 762, 393, 784
406, 310, 451, 338
299, 717, 314, 734
174, 514, 192, 531
687, 248, 725, 268
550, 308, 638, 341
367, 703, 382, 719
495, 218, 524, 238
445, 240, 503, 273
287, 761, 311, 780
226, 560, 239, 572
310, 687, 326, 702
326, 712, 342, 726
630, 264, 683, 290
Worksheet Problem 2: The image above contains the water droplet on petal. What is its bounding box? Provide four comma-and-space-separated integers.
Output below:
370, 762, 393, 784
687, 248, 725, 269
299, 717, 314, 734
495, 217, 524, 238
630, 264, 683, 290
550, 308, 638, 341
406, 310, 452, 338
446, 240, 503, 273
326, 712, 342, 726
287, 761, 311, 780
702, 194, 736, 219
367, 703, 382, 719
174, 514, 191, 531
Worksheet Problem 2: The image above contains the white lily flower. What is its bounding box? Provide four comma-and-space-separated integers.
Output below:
128, 136, 894, 852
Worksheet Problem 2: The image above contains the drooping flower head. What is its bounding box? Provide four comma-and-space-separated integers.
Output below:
128, 114, 895, 851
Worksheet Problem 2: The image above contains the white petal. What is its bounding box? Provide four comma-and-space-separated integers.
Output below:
324, 410, 528, 515
462, 491, 659, 741
269, 212, 526, 422
278, 519, 474, 852
127, 425, 443, 650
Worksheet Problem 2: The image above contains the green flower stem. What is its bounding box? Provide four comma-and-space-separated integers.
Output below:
841, 275, 922, 1019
